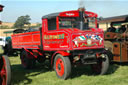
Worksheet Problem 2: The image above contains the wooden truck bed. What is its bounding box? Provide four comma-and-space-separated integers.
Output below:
11, 31, 41, 49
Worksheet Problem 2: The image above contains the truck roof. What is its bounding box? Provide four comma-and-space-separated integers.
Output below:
42, 10, 98, 19
42, 12, 60, 19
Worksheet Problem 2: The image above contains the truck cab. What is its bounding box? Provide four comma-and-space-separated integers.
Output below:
42, 8, 104, 51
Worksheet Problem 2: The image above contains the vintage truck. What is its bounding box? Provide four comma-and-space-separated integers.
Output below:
0, 4, 11, 85
11, 8, 110, 79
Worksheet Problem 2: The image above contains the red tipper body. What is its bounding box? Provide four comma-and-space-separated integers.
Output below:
12, 10, 104, 51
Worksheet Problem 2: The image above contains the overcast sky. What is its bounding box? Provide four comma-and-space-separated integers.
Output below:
0, 0, 128, 23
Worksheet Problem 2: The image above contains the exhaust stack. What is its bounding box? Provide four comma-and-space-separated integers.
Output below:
78, 7, 85, 30
78, 0, 89, 30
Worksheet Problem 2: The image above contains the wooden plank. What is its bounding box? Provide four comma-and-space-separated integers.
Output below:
121, 43, 128, 62
113, 42, 121, 62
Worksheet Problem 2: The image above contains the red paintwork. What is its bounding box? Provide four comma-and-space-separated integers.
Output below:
56, 51, 71, 56
71, 28, 104, 50
32, 49, 43, 56
56, 58, 64, 77
51, 51, 71, 65
0, 5, 4, 12
56, 17, 59, 30
59, 10, 79, 17
59, 10, 97, 18
0, 7, 3, 11
0, 56, 7, 85
12, 9, 104, 52
12, 31, 40, 49
42, 28, 104, 51
95, 19, 98, 28
25, 49, 37, 59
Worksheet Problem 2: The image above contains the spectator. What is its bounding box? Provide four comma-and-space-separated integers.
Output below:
118, 25, 126, 33
107, 23, 116, 32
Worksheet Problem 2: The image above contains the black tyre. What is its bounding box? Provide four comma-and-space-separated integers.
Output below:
91, 54, 109, 75
105, 50, 113, 62
20, 50, 36, 69
0, 55, 11, 85
54, 54, 71, 80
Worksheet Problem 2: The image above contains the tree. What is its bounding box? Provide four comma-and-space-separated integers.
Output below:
13, 15, 31, 29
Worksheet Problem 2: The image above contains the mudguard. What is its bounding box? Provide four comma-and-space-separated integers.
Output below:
51, 51, 71, 65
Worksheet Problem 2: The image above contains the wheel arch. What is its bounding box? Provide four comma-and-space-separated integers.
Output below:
51, 51, 71, 68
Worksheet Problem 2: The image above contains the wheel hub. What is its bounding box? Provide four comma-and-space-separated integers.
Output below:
56, 58, 64, 77
58, 64, 61, 70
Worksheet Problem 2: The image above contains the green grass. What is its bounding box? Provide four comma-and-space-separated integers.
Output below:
8, 56, 128, 85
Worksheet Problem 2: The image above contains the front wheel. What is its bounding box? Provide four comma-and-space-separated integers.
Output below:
0, 55, 11, 85
91, 54, 109, 75
54, 54, 71, 80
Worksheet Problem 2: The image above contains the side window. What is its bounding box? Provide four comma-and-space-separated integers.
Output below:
48, 18, 56, 30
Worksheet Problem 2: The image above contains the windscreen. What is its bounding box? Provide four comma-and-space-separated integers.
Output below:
59, 17, 96, 30
59, 17, 78, 29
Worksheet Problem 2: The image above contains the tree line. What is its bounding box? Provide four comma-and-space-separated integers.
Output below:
0, 15, 41, 29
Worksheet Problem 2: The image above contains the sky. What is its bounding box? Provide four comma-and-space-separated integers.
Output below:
0, 0, 128, 23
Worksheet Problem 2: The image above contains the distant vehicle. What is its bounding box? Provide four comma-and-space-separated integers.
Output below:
104, 22, 128, 62
3, 36, 18, 56
0, 36, 6, 47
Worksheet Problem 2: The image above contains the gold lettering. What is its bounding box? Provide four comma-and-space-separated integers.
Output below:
44, 34, 65, 40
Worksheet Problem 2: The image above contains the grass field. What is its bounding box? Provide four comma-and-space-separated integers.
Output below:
8, 55, 128, 85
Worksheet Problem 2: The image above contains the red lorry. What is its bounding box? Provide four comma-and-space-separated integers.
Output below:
11, 8, 110, 79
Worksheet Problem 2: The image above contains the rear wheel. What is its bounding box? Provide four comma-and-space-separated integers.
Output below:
0, 55, 11, 85
91, 54, 109, 75
36, 55, 46, 63
54, 54, 71, 80
20, 50, 36, 69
